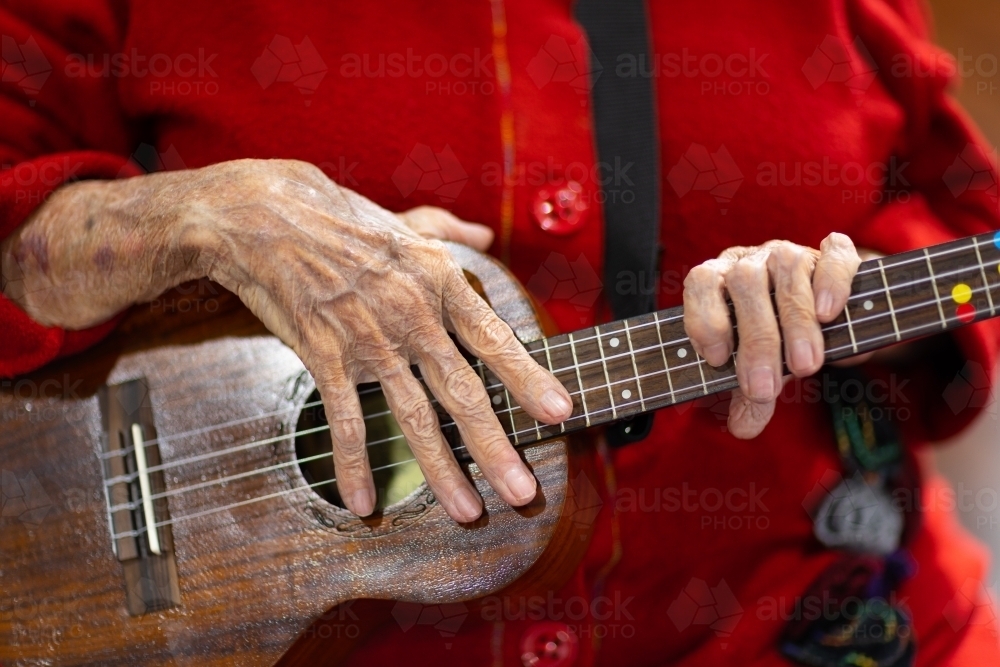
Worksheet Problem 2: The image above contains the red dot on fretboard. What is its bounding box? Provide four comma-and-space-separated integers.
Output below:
956, 303, 976, 324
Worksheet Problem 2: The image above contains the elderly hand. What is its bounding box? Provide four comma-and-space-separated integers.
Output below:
682, 234, 868, 439
1, 159, 573, 522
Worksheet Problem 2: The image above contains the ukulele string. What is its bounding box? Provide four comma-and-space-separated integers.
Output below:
107, 280, 992, 521
111, 303, 978, 540
102, 235, 985, 458
103, 250, 992, 462
106, 266, 996, 486
105, 270, 996, 489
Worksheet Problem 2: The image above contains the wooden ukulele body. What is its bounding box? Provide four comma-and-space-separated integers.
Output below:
0, 244, 596, 666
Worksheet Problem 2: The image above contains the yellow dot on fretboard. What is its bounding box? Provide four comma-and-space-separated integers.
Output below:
952, 283, 973, 304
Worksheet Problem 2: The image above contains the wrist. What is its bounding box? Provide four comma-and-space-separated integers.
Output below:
0, 171, 212, 329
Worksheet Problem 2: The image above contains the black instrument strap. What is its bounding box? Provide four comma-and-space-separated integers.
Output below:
575, 0, 661, 445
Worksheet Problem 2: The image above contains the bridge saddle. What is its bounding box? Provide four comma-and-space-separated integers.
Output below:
98, 377, 181, 616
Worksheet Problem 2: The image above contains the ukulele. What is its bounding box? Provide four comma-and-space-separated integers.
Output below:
2, 232, 999, 666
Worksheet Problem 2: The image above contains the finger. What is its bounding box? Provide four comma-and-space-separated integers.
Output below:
683, 258, 736, 366
399, 206, 495, 251
767, 242, 823, 377
726, 386, 778, 439
376, 356, 484, 523
442, 268, 573, 424
412, 326, 538, 507
813, 232, 862, 323
314, 375, 374, 517
725, 253, 782, 403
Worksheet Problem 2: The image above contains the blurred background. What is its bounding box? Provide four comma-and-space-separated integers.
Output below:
927, 0, 1000, 577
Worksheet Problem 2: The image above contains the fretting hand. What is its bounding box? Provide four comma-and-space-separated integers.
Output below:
682, 234, 870, 439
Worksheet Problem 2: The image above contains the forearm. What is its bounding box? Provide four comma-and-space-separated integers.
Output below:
0, 173, 204, 329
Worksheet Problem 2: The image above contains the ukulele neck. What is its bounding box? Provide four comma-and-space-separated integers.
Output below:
475, 231, 1000, 447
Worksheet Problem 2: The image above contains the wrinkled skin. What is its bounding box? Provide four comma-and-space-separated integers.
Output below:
682, 236, 876, 439
1, 159, 574, 522
1, 158, 876, 521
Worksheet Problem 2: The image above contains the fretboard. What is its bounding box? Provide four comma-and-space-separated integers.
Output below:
466, 231, 1000, 448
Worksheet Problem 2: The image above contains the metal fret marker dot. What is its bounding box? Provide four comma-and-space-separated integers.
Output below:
863, 300, 874, 311
491, 394, 502, 405
622, 389, 632, 399
677, 348, 688, 358
609, 337, 620, 348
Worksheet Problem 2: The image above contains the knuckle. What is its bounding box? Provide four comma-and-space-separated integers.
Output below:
330, 416, 366, 453
683, 264, 724, 297
333, 453, 370, 482
684, 314, 727, 343
771, 242, 803, 264
684, 264, 719, 287
396, 400, 439, 440
443, 366, 488, 412
780, 297, 816, 326
738, 330, 781, 353
725, 258, 765, 292
470, 316, 514, 356
821, 232, 855, 253
472, 435, 517, 469
368, 354, 407, 379
419, 449, 458, 483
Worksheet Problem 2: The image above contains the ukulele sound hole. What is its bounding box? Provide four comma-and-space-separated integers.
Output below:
294, 386, 425, 512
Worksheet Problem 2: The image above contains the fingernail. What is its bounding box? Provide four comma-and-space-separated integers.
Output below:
705, 342, 729, 366
351, 489, 374, 517
452, 487, 482, 522
504, 466, 537, 504
748, 367, 775, 400
541, 389, 572, 421
815, 290, 833, 319
791, 339, 815, 372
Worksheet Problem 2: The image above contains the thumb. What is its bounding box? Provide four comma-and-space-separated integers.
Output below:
397, 206, 494, 251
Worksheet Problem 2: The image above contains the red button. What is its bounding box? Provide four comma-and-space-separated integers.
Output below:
532, 181, 588, 235
520, 622, 579, 667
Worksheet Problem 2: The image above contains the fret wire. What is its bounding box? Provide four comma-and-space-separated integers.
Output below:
858, 234, 987, 279
552, 363, 736, 431
568, 332, 591, 427
842, 296, 858, 353
877, 259, 902, 341
695, 350, 709, 395
973, 236, 996, 316
503, 387, 519, 444
923, 248, 948, 329
542, 336, 566, 434
623, 318, 646, 411
653, 311, 677, 403
593, 326, 617, 420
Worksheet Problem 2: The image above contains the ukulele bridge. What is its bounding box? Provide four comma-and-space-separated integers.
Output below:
98, 377, 181, 616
